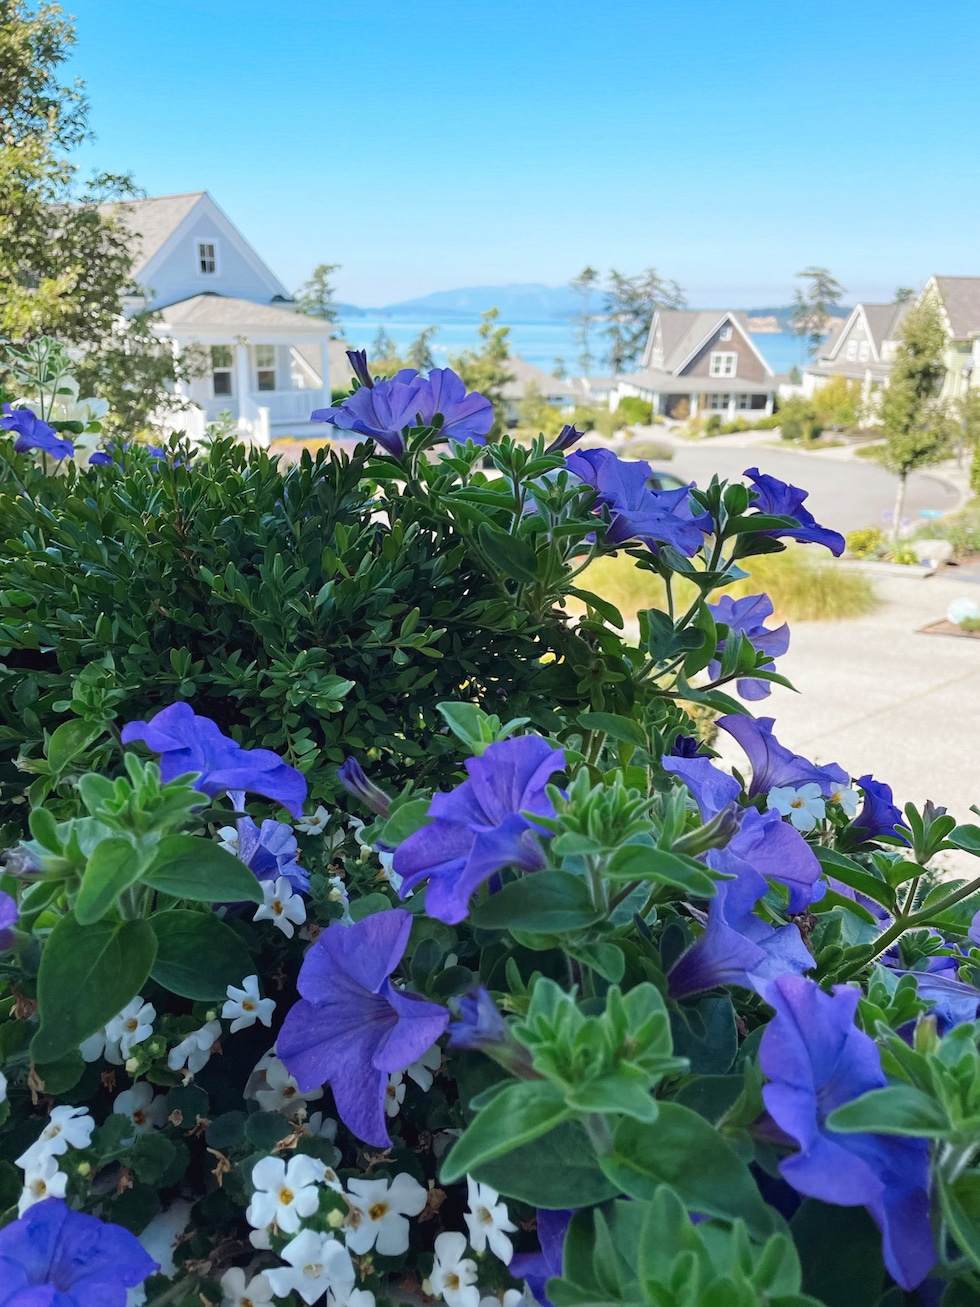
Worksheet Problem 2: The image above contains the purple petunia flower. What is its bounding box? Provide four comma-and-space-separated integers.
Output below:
276, 909, 448, 1146
566, 448, 710, 557
511, 1209, 574, 1307
392, 735, 565, 925
89, 442, 165, 466
337, 757, 392, 818
759, 975, 935, 1291
0, 1197, 158, 1307
743, 467, 845, 556
718, 714, 848, 800
544, 423, 585, 454
347, 348, 373, 389
1, 405, 74, 460
667, 733, 709, 758
121, 703, 307, 818
0, 890, 17, 950
236, 816, 308, 893
706, 593, 790, 701
841, 774, 908, 847
311, 366, 492, 457
662, 755, 821, 997
447, 986, 509, 1050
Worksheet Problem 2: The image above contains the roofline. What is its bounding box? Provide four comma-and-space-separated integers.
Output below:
671, 310, 775, 378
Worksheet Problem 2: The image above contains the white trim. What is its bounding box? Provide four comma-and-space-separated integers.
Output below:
824, 305, 862, 361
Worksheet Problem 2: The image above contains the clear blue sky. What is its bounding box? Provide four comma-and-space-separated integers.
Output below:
67, 0, 980, 307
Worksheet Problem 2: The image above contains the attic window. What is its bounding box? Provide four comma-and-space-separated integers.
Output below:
709, 352, 737, 378
719, 325, 733, 341
198, 241, 217, 275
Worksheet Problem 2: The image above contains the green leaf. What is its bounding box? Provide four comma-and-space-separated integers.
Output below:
142, 835, 263, 905
790, 1200, 885, 1307
577, 712, 647, 748
441, 1081, 572, 1183
75, 836, 147, 925
380, 798, 432, 846
32, 914, 157, 1063
469, 871, 601, 933
47, 718, 101, 774
827, 1084, 951, 1137
478, 524, 540, 583
814, 847, 896, 910
564, 940, 625, 983
466, 1119, 620, 1208
601, 1102, 776, 1240
941, 1170, 980, 1273
605, 843, 719, 897
150, 910, 253, 1000
951, 824, 980, 857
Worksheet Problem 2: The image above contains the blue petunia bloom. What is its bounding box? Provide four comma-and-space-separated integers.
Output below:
566, 448, 711, 557
392, 735, 565, 925
743, 466, 846, 555
706, 593, 790, 701
510, 1209, 574, 1307
347, 348, 373, 389
89, 442, 165, 466
662, 755, 821, 997
0, 1197, 157, 1307
121, 702, 307, 818
277, 908, 449, 1146
337, 757, 392, 818
236, 816, 308, 893
718, 714, 848, 800
311, 366, 492, 457
0, 890, 17, 950
759, 975, 935, 1291
1, 405, 74, 460
544, 423, 585, 454
447, 986, 509, 1050
841, 773, 908, 848
667, 733, 710, 758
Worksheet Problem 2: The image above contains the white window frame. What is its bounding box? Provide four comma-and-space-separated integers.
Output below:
210, 344, 233, 398
707, 392, 730, 410
196, 239, 219, 277
845, 339, 858, 361
737, 393, 752, 409
858, 341, 870, 362
719, 324, 733, 341
709, 352, 737, 378
254, 344, 277, 392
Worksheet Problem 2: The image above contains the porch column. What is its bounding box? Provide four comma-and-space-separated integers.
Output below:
690, 391, 700, 419
764, 392, 774, 416
234, 341, 250, 422
319, 338, 331, 407
727, 394, 737, 422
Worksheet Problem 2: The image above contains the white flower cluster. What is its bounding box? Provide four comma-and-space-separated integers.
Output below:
241, 1156, 517, 1307
14, 1104, 94, 1215
767, 780, 860, 832
80, 996, 156, 1064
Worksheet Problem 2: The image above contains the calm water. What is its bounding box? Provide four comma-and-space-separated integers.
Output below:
336, 314, 807, 378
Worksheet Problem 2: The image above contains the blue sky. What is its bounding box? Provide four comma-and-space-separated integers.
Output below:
67, 0, 980, 307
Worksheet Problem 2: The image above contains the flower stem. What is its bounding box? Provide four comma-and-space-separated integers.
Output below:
836, 873, 980, 981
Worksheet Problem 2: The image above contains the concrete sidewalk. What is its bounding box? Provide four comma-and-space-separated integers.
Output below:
712, 570, 980, 875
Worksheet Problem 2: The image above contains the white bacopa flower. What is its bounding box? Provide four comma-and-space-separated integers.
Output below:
347, 816, 372, 854
265, 1228, 355, 1306
167, 1019, 222, 1075
254, 1055, 322, 1116
767, 783, 827, 833
384, 1070, 406, 1119
827, 783, 861, 817
18, 1154, 67, 1214
329, 1290, 376, 1307
220, 1267, 275, 1307
406, 1044, 442, 1092
216, 825, 240, 855
17, 1104, 95, 1170
377, 848, 403, 891
113, 1082, 167, 1141
464, 1177, 518, 1265
253, 875, 306, 938
479, 1294, 523, 1307
427, 1230, 480, 1307
327, 875, 353, 924
345, 1173, 428, 1256
296, 804, 331, 835
304, 1110, 338, 1142
105, 997, 157, 1060
246, 1154, 323, 1234
0, 1070, 6, 1105
222, 975, 276, 1033
137, 1199, 194, 1280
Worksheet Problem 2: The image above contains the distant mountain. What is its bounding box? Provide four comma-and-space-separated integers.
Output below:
377, 283, 580, 321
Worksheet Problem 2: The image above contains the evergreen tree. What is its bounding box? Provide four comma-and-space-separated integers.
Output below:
570, 266, 600, 375
449, 308, 515, 440
295, 263, 341, 322
879, 296, 952, 540
0, 0, 188, 432
406, 325, 437, 372
603, 268, 686, 374
789, 267, 845, 360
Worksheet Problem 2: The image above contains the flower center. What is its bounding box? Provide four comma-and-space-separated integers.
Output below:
278, 1186, 295, 1205
125, 1018, 139, 1032
133, 1109, 147, 1125
30, 1178, 48, 1198
477, 1204, 493, 1225
243, 998, 256, 1012
368, 1201, 389, 1220
446, 1274, 461, 1292
303, 1262, 323, 1278
282, 1085, 297, 1100
271, 899, 284, 916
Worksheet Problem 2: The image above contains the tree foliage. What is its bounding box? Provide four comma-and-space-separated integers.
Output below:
789, 267, 845, 359
570, 265, 601, 374
0, 0, 187, 432
449, 308, 515, 439
294, 262, 341, 322
603, 268, 686, 374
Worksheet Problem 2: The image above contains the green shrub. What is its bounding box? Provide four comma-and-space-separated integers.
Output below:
705, 414, 722, 435
777, 396, 823, 442
846, 526, 886, 559
889, 542, 920, 565
811, 375, 863, 429
614, 396, 653, 425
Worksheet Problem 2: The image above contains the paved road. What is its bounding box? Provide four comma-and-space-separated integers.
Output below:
633, 437, 961, 535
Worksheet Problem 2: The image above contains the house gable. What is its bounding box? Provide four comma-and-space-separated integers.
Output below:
132, 193, 291, 309
675, 313, 769, 383
826, 306, 876, 366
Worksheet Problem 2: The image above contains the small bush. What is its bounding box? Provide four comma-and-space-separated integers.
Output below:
705, 414, 722, 435
614, 396, 653, 425
778, 396, 823, 442
846, 526, 886, 559
889, 543, 920, 566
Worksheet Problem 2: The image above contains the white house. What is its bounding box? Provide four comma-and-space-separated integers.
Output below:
106, 192, 333, 445
501, 356, 578, 422
613, 309, 777, 421
801, 301, 911, 411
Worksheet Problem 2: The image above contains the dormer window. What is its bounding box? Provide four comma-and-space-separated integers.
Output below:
198, 241, 217, 275
709, 352, 737, 378
719, 325, 733, 341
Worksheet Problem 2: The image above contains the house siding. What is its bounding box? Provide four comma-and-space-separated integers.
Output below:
681, 323, 767, 382
139, 203, 285, 310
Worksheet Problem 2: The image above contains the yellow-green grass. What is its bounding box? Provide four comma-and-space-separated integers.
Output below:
568, 546, 877, 625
